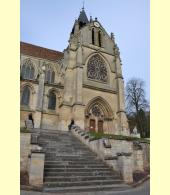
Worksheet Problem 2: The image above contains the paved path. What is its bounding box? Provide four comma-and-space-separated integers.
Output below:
21, 180, 150, 195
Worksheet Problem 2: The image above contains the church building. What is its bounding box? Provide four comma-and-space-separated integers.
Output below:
20, 8, 129, 135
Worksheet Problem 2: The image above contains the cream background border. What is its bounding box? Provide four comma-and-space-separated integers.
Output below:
151, 0, 170, 195
0, 0, 20, 195
0, 0, 169, 194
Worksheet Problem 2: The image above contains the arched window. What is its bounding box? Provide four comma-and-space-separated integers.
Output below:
45, 65, 55, 84
87, 54, 108, 82
51, 71, 55, 83
21, 65, 26, 78
91, 104, 102, 117
30, 66, 34, 79
46, 70, 51, 83
21, 59, 35, 80
21, 86, 30, 106
48, 91, 56, 110
98, 31, 102, 47
92, 28, 95, 45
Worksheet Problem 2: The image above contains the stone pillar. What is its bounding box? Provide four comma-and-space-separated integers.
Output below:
75, 44, 83, 102
72, 45, 85, 129
59, 48, 76, 131
20, 133, 31, 172
29, 152, 45, 187
34, 65, 45, 128
58, 105, 72, 131
75, 66, 83, 103
115, 47, 129, 135
117, 153, 133, 183
134, 150, 144, 172
63, 68, 73, 103
43, 94, 48, 112
73, 104, 85, 130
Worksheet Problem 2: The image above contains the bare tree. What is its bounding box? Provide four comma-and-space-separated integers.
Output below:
126, 78, 149, 137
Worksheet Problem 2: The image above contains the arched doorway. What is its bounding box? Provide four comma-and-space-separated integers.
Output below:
85, 97, 113, 133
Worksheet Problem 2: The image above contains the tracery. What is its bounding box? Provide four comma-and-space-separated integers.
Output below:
87, 54, 107, 82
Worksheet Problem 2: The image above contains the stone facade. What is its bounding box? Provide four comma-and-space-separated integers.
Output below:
20, 8, 129, 135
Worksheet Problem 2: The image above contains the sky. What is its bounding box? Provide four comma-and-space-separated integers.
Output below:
20, 0, 150, 100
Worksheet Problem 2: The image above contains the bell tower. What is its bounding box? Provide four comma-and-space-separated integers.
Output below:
59, 8, 129, 135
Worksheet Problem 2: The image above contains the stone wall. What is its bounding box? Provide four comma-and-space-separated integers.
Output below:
41, 112, 59, 130
29, 152, 45, 187
20, 132, 45, 187
141, 142, 150, 170
20, 133, 31, 171
71, 126, 150, 183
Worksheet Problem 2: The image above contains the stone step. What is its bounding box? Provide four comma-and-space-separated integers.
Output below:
44, 154, 96, 158
44, 164, 110, 169
38, 138, 86, 142
44, 161, 106, 165
39, 141, 87, 144
45, 157, 100, 161
45, 154, 98, 158
43, 183, 130, 193
42, 143, 82, 145
39, 143, 90, 148
44, 171, 115, 177
44, 168, 111, 172
44, 179, 124, 188
45, 151, 94, 156
45, 155, 98, 159
44, 175, 121, 182
40, 145, 91, 150
44, 148, 93, 152
34, 128, 68, 134
38, 130, 129, 193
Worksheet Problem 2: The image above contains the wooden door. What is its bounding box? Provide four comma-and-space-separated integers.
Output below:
89, 119, 95, 132
98, 120, 103, 133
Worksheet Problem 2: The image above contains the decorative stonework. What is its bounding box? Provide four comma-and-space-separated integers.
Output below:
21, 58, 35, 80
91, 104, 102, 117
87, 54, 108, 82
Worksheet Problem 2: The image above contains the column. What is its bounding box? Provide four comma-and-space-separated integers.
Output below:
117, 153, 133, 183
115, 47, 129, 135
34, 64, 45, 128
73, 45, 85, 129
29, 152, 45, 187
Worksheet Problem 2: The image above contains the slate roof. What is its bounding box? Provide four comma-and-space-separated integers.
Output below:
20, 42, 64, 61
78, 8, 89, 25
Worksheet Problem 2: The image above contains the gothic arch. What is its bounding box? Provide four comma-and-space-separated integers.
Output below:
85, 96, 113, 119
47, 88, 61, 97
45, 88, 63, 111
21, 58, 37, 79
20, 83, 35, 94
20, 83, 35, 108
44, 63, 57, 83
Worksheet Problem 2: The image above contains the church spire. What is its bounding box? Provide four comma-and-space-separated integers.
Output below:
71, 7, 89, 35
78, 6, 89, 28
82, 1, 85, 10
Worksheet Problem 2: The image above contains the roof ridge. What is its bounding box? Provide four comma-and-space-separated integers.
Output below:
20, 41, 63, 54
20, 42, 64, 61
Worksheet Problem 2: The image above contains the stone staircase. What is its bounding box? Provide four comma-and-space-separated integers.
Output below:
38, 130, 130, 193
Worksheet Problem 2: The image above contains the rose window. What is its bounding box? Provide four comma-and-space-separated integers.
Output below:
91, 105, 102, 117
87, 54, 108, 82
